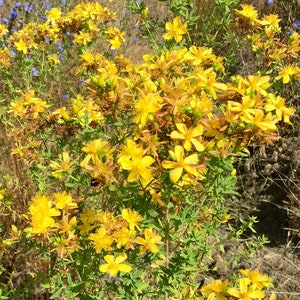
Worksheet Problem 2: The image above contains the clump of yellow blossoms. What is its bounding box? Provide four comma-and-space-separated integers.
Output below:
179, 269, 276, 300
28, 193, 162, 265
0, 2, 125, 68
235, 5, 300, 63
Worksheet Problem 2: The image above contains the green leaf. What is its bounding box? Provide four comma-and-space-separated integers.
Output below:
50, 288, 64, 299
147, 209, 159, 218
65, 182, 78, 188
113, 122, 123, 126
167, 202, 174, 209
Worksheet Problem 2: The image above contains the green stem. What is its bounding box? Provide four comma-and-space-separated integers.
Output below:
164, 206, 170, 300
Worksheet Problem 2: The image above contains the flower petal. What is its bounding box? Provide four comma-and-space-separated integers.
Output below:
175, 123, 187, 134
170, 130, 184, 140
170, 167, 183, 183
115, 253, 127, 264
183, 153, 198, 165
162, 160, 178, 169
118, 264, 132, 273
104, 255, 115, 264
174, 145, 184, 161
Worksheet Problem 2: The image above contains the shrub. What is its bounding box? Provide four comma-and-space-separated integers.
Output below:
1, 1, 298, 299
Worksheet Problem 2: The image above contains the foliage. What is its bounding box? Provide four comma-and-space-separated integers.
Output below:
0, 0, 298, 299
126, 0, 241, 68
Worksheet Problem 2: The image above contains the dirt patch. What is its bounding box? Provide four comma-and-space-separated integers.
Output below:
245, 247, 300, 300
234, 137, 300, 299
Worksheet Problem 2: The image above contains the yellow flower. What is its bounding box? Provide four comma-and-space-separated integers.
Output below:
47, 7, 62, 22
0, 188, 5, 201
261, 14, 281, 28
118, 140, 145, 165
180, 285, 196, 299
52, 107, 71, 123
49, 151, 74, 180
80, 209, 97, 224
228, 96, 255, 113
235, 5, 259, 22
83, 158, 114, 181
53, 191, 77, 210
0, 47, 12, 67
135, 228, 162, 254
162, 145, 200, 183
184, 46, 213, 66
201, 279, 228, 300
78, 210, 97, 234
11, 143, 24, 157
74, 31, 92, 45
227, 278, 265, 300
105, 27, 125, 49
163, 16, 188, 43
99, 253, 132, 276
241, 109, 277, 131
265, 94, 288, 121
281, 106, 295, 125
119, 154, 155, 187
80, 52, 95, 65
245, 75, 270, 97
260, 14, 281, 37
149, 189, 166, 207
0, 24, 8, 38
239, 269, 273, 289
170, 123, 205, 151
77, 219, 96, 235
189, 92, 213, 118
80, 139, 108, 167
58, 216, 77, 235
29, 194, 60, 234
52, 234, 78, 258
122, 208, 142, 233
188, 66, 227, 99
132, 92, 162, 127
268, 293, 277, 300
105, 27, 125, 40
15, 39, 28, 54
87, 20, 100, 33
275, 65, 300, 84
97, 212, 118, 232
142, 7, 149, 18
113, 227, 131, 248
9, 90, 49, 119
109, 36, 122, 50
48, 54, 60, 65
89, 227, 114, 253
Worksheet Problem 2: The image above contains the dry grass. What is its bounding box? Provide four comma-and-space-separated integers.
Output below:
246, 247, 300, 300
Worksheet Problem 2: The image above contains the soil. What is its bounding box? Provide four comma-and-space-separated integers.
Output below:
234, 138, 300, 299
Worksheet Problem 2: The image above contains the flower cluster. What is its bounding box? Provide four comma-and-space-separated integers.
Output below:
9, 38, 295, 195
9, 90, 49, 119
52, 94, 104, 127
84, 208, 162, 257
235, 5, 300, 63
0, 2, 125, 68
180, 269, 275, 300
28, 194, 162, 273
27, 192, 79, 257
